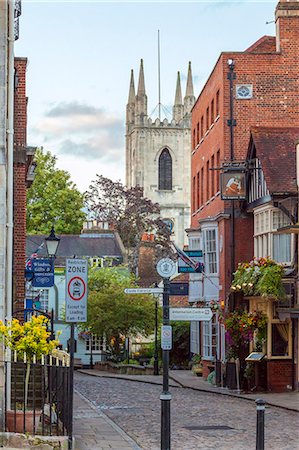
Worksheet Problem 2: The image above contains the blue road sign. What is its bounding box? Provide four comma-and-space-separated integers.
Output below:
32, 259, 53, 273
32, 273, 54, 288
178, 250, 204, 273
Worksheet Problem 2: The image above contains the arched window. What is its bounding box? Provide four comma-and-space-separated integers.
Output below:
159, 148, 172, 190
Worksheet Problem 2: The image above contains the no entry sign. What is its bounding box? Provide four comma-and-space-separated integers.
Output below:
65, 259, 88, 322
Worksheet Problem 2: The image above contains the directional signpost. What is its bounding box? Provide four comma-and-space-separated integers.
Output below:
124, 287, 163, 295
156, 257, 175, 450
178, 250, 204, 273
169, 307, 213, 322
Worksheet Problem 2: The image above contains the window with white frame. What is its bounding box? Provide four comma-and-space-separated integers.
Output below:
254, 207, 292, 264
25, 287, 49, 312
202, 316, 217, 360
188, 236, 201, 251
190, 321, 200, 354
204, 229, 218, 274
86, 334, 103, 353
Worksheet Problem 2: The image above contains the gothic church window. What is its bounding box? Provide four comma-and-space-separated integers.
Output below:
159, 148, 172, 190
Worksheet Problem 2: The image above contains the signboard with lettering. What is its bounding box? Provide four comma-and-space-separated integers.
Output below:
31, 258, 54, 287
169, 307, 213, 322
178, 250, 204, 274
161, 325, 172, 350
65, 258, 88, 322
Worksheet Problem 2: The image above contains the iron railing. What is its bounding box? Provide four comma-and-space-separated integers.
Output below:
4, 351, 71, 436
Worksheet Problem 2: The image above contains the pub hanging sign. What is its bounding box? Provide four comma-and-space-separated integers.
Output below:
220, 162, 247, 200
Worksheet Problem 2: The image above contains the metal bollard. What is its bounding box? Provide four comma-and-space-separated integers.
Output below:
255, 398, 265, 450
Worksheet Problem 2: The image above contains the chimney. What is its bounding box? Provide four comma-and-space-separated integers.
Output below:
275, 0, 299, 52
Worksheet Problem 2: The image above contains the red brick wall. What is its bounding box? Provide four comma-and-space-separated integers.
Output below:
191, 1, 299, 304
267, 359, 292, 392
13, 58, 28, 311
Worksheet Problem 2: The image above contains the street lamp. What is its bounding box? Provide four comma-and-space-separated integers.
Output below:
45, 226, 60, 340
45, 226, 60, 258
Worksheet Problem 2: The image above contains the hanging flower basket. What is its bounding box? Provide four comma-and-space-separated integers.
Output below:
231, 257, 285, 301
224, 310, 267, 360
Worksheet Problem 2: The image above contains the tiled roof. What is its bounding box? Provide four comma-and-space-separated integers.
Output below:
250, 127, 299, 195
26, 232, 125, 266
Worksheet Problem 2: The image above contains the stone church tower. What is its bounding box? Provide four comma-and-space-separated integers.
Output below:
125, 60, 195, 248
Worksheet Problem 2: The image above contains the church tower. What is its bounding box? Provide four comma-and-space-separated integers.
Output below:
125, 60, 195, 248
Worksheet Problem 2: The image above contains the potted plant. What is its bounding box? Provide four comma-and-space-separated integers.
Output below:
191, 354, 203, 377
0, 315, 60, 433
231, 257, 285, 300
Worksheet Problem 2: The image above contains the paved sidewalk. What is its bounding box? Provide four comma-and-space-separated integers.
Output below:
74, 390, 141, 450
78, 368, 299, 412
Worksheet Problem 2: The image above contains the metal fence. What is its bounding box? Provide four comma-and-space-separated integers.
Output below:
4, 351, 71, 436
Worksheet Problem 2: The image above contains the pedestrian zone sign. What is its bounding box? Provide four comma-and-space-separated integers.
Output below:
65, 259, 88, 323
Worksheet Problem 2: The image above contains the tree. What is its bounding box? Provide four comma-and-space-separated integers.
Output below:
85, 175, 171, 250
26, 148, 86, 234
84, 267, 159, 358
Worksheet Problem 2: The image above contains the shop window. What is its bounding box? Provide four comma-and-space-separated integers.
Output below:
25, 287, 49, 312
271, 323, 289, 357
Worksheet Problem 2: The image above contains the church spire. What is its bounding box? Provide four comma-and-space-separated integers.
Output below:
184, 61, 195, 115
174, 71, 182, 105
135, 59, 147, 124
126, 69, 135, 130
137, 59, 146, 96
128, 69, 135, 104
173, 71, 184, 123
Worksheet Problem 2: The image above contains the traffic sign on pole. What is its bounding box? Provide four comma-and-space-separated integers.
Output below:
65, 259, 88, 323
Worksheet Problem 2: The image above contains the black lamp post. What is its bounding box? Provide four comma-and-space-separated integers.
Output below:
45, 226, 60, 340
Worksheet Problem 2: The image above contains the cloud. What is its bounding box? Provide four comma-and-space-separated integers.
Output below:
45, 101, 100, 117
31, 101, 124, 161
59, 138, 123, 162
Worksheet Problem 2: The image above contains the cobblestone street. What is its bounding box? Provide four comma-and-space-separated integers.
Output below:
75, 372, 299, 450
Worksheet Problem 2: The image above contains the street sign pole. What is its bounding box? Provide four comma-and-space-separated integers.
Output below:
161, 277, 171, 450
68, 323, 75, 450
154, 299, 159, 376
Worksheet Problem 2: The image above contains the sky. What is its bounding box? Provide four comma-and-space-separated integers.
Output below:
15, 0, 276, 193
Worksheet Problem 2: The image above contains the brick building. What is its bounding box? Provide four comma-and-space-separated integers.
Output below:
189, 0, 299, 388
13, 57, 36, 312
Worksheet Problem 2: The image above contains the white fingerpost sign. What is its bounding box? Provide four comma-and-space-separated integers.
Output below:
65, 258, 88, 322
161, 325, 172, 350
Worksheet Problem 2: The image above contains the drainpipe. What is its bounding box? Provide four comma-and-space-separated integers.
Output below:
6, 0, 14, 320
6, 0, 15, 411
227, 59, 236, 310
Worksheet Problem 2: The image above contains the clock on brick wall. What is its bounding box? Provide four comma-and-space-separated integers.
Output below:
236, 84, 253, 99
